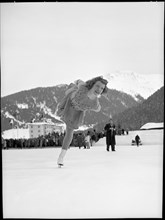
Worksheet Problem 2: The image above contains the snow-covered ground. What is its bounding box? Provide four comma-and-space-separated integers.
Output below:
2, 130, 163, 218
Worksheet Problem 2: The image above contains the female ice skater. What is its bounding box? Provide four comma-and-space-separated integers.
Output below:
56, 76, 108, 167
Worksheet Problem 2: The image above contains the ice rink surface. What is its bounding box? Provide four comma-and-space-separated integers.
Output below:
2, 130, 163, 218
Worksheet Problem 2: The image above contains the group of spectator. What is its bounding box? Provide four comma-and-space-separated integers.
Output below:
1, 123, 130, 150
1, 129, 104, 150
115, 128, 129, 135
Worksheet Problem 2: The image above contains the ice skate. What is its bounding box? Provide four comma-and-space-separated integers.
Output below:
58, 163, 64, 168
57, 149, 67, 168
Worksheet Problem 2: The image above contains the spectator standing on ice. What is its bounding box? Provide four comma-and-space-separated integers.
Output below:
135, 134, 140, 147
91, 129, 97, 146
56, 76, 108, 167
104, 118, 116, 152
85, 131, 91, 149
77, 133, 84, 149
58, 133, 63, 146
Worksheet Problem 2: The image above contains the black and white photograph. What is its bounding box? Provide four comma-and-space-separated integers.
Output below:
1, 2, 164, 218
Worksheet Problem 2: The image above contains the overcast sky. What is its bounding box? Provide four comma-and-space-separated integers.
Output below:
1, 2, 164, 97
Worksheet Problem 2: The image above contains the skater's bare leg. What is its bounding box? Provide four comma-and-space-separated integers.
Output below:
62, 126, 74, 150
57, 126, 74, 166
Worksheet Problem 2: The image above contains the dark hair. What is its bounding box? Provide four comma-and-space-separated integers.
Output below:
85, 76, 108, 94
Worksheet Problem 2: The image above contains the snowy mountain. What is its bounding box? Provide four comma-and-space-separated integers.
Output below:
1, 86, 139, 132
1, 72, 163, 132
104, 71, 164, 100
112, 86, 164, 130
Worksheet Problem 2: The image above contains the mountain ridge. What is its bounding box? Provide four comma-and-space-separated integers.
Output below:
104, 71, 163, 100
1, 72, 163, 132
1, 85, 140, 132
112, 86, 164, 130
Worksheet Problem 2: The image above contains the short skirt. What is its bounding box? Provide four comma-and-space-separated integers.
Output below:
56, 92, 85, 130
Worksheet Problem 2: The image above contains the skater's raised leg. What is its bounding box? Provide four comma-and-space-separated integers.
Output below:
57, 126, 74, 167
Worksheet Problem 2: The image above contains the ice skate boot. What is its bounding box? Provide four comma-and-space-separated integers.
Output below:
57, 149, 67, 168
58, 163, 64, 168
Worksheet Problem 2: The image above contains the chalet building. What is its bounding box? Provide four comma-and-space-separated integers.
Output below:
28, 122, 65, 138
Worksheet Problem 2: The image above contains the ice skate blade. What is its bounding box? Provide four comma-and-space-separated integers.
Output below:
58, 163, 64, 168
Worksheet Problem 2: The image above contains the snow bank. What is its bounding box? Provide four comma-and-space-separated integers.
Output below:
2, 128, 29, 139
140, 122, 163, 130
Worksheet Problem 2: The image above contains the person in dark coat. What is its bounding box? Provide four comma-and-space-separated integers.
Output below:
104, 118, 116, 151
135, 135, 140, 147
77, 133, 84, 149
